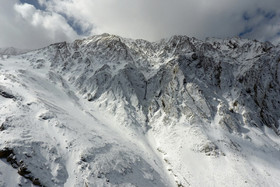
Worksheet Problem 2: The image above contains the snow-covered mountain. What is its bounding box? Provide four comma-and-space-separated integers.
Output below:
0, 33, 280, 186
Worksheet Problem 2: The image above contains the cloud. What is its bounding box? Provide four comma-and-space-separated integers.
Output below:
1, 0, 280, 49
14, 3, 77, 40
0, 0, 77, 49
34, 0, 280, 43
238, 8, 280, 42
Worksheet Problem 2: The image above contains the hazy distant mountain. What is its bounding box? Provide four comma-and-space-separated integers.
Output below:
0, 34, 279, 186
0, 47, 31, 56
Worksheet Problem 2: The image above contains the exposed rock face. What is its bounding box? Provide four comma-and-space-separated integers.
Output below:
46, 35, 280, 134
0, 34, 280, 186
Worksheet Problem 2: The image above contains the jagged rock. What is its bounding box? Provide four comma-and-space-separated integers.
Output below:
0, 148, 14, 159
18, 165, 31, 176
38, 111, 56, 120
0, 90, 15, 99
32, 178, 41, 186
0, 123, 5, 131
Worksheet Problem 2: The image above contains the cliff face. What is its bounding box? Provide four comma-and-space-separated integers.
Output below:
0, 34, 280, 186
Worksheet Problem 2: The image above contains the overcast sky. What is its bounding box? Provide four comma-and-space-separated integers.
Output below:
1, 0, 280, 49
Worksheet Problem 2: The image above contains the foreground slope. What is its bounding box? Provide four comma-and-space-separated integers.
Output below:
0, 34, 280, 186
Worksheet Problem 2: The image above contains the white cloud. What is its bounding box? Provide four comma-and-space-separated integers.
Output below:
1, 0, 280, 49
0, 0, 78, 49
14, 3, 35, 19
41, 0, 280, 43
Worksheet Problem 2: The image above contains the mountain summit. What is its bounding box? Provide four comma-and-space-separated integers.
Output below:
0, 34, 280, 186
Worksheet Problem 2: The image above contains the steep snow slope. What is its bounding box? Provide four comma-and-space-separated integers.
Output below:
0, 34, 280, 186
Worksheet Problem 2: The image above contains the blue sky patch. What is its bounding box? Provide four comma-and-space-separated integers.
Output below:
239, 27, 253, 37
19, 0, 46, 10
58, 13, 92, 36
66, 18, 85, 35
242, 12, 250, 21
264, 12, 276, 20
256, 8, 276, 20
